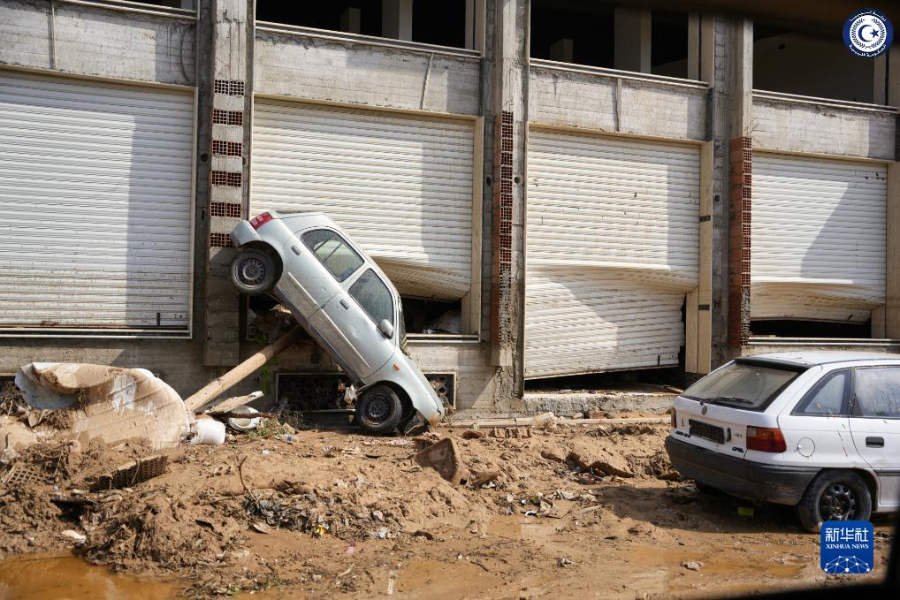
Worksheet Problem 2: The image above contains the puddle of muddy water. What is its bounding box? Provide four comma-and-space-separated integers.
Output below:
0, 553, 177, 600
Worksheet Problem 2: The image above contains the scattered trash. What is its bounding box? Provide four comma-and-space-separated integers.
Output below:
189, 419, 226, 445
94, 454, 168, 490
470, 469, 501, 488
682, 560, 703, 571
60, 530, 86, 545
372, 527, 389, 539
555, 490, 577, 501
251, 522, 271, 534
414, 438, 467, 485
558, 557, 573, 567
15, 363, 191, 450
226, 406, 261, 432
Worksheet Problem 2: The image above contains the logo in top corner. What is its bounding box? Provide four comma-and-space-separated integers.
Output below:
843, 9, 893, 58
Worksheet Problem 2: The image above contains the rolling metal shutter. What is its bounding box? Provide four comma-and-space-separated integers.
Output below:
526, 129, 700, 378
752, 153, 886, 323
251, 100, 474, 301
0, 70, 194, 332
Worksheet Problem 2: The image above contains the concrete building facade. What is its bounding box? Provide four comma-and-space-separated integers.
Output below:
1, 0, 898, 414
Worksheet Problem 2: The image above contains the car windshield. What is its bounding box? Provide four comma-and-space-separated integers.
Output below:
683, 361, 803, 410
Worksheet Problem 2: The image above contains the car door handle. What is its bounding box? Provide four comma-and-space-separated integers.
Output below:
339, 299, 349, 310
866, 437, 885, 448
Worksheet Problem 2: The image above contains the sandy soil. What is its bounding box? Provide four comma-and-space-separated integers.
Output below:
0, 416, 893, 599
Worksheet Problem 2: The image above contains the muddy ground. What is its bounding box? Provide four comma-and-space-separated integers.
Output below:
0, 415, 894, 599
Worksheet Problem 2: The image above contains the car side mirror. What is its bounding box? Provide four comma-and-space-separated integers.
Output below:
379, 319, 394, 338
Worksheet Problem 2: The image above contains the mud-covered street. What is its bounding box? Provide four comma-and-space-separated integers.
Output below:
0, 413, 893, 599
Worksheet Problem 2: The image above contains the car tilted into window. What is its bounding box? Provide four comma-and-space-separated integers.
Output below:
665, 352, 900, 531
229, 211, 445, 434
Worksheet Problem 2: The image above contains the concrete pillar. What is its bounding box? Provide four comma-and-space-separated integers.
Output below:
382, 0, 413, 41
203, 0, 254, 366
549, 38, 574, 63
614, 7, 651, 73
887, 164, 900, 338
701, 16, 753, 368
341, 8, 361, 34
484, 0, 527, 404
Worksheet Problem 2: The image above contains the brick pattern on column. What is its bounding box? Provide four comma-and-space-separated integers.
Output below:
728, 136, 752, 347
491, 111, 514, 347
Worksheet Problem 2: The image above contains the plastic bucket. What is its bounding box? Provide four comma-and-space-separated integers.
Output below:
189, 418, 226, 445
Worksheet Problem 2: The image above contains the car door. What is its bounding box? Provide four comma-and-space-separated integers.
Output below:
315, 268, 397, 382
849, 366, 900, 510
279, 228, 364, 319
778, 369, 858, 468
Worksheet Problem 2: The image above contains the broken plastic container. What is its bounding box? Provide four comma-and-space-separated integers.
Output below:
227, 406, 261, 432
189, 419, 226, 445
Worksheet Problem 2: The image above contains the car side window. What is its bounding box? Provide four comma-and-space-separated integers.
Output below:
301, 229, 364, 283
349, 269, 393, 327
793, 370, 850, 416
853, 367, 900, 418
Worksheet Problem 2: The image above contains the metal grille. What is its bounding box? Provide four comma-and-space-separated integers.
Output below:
210, 202, 242, 218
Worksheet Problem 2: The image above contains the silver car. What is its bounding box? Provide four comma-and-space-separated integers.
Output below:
230, 210, 445, 434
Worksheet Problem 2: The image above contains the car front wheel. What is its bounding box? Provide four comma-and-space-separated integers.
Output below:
796, 470, 872, 532
356, 384, 403, 435
230, 248, 277, 296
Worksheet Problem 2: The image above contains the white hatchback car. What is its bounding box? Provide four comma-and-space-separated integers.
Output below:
666, 352, 900, 531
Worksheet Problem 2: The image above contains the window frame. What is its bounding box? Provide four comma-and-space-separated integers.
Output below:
348, 268, 395, 329
300, 228, 364, 283
850, 366, 900, 420
791, 369, 852, 417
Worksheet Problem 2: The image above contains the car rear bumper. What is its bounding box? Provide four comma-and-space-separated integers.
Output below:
665, 436, 818, 505
231, 220, 261, 248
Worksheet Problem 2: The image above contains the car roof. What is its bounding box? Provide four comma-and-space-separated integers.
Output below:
740, 351, 900, 368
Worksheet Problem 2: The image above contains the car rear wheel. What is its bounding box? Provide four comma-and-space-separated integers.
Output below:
356, 384, 403, 435
796, 470, 872, 533
230, 248, 277, 296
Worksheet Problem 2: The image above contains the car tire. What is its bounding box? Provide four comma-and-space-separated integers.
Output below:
356, 385, 403, 435
694, 482, 721, 495
796, 470, 872, 533
230, 248, 277, 296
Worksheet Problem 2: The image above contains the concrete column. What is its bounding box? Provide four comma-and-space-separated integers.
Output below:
485, 0, 527, 404
203, 0, 254, 366
382, 0, 413, 41
614, 7, 651, 73
887, 164, 900, 338
702, 16, 754, 368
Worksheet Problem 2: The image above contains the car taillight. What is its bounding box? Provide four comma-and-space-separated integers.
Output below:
746, 426, 786, 453
250, 212, 273, 230
670, 409, 676, 429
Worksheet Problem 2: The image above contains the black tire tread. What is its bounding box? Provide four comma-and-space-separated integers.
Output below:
796, 470, 872, 533
356, 384, 403, 435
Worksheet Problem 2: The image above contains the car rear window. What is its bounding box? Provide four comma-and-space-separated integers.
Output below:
683, 360, 804, 410
301, 229, 364, 282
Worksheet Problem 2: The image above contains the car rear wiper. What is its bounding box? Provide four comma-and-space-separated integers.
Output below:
712, 396, 755, 406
